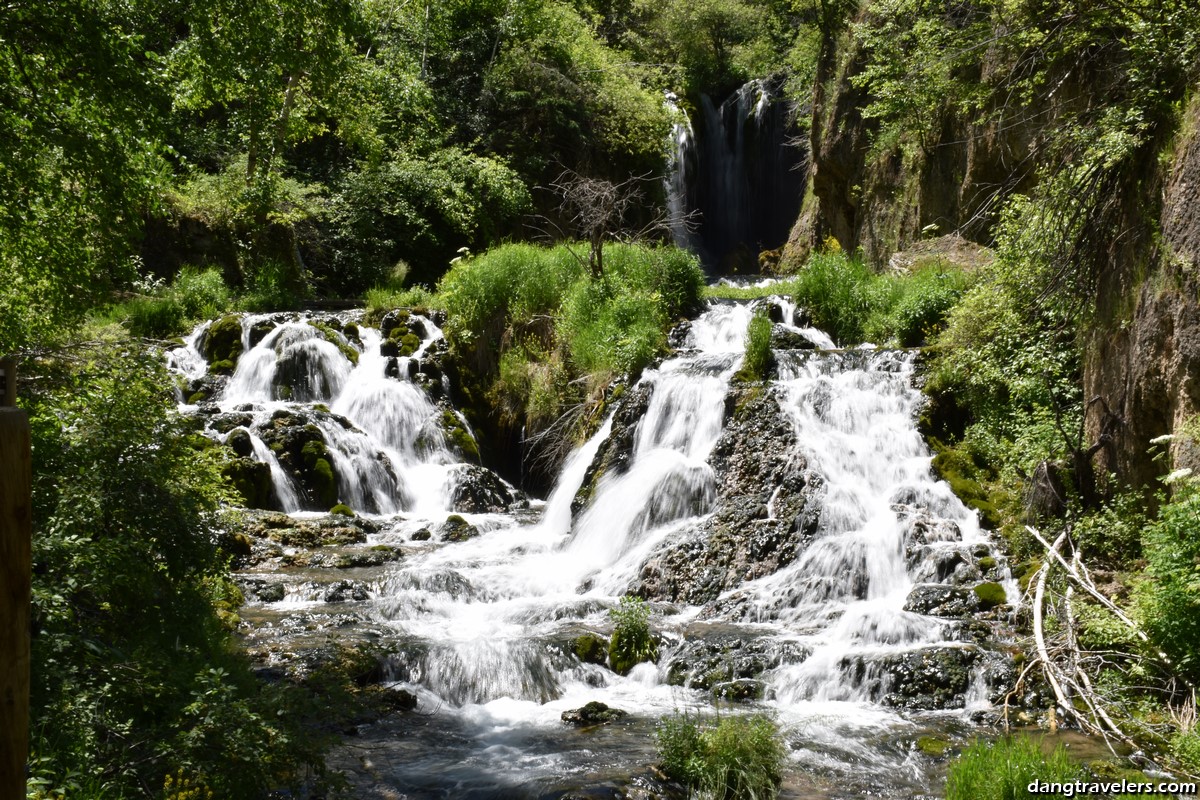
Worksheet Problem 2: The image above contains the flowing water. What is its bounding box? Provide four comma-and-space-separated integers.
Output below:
170, 300, 1013, 798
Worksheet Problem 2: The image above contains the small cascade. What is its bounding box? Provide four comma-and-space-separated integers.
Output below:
243, 429, 303, 512
168, 309, 486, 516
665, 78, 808, 271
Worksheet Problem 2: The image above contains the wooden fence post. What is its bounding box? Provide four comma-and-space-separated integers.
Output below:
1, 356, 31, 799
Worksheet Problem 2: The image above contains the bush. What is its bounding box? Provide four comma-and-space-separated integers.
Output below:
1139, 476, 1200, 683
608, 595, 657, 675
657, 713, 785, 800
26, 345, 332, 797
737, 309, 774, 382
945, 736, 1081, 800
171, 267, 232, 321
125, 295, 187, 338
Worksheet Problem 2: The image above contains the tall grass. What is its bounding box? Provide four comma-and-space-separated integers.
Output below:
737, 309, 774, 382
94, 266, 234, 339
704, 251, 972, 347
945, 736, 1081, 800
657, 712, 785, 800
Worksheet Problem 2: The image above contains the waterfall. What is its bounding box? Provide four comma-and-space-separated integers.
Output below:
664, 78, 808, 272
170, 298, 1013, 797
170, 310, 478, 515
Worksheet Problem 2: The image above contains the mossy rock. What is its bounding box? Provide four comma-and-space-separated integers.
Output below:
977, 556, 997, 573
440, 410, 480, 463
223, 458, 275, 509
931, 443, 1002, 529
440, 514, 479, 542
573, 633, 609, 665
311, 321, 360, 364
309, 457, 338, 509
203, 314, 244, 367
210, 359, 236, 375
608, 630, 659, 676
397, 332, 421, 357
188, 390, 211, 404
917, 736, 951, 757
973, 581, 1007, 609
561, 701, 628, 727
330, 503, 355, 517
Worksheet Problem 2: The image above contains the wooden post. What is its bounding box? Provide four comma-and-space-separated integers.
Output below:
1, 356, 31, 799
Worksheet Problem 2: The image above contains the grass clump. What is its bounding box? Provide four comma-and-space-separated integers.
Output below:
657, 713, 785, 799
94, 266, 235, 339
945, 736, 1081, 800
736, 309, 774, 382
608, 595, 658, 675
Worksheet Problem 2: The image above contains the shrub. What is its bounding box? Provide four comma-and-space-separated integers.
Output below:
125, 296, 186, 338
737, 309, 774, 382
657, 713, 785, 800
608, 595, 657, 675
170, 267, 232, 321
1138, 476, 1200, 683
945, 736, 1081, 800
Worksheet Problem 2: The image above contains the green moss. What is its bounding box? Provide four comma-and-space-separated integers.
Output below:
311, 321, 360, 364
441, 410, 480, 463
397, 331, 421, 357
188, 391, 208, 404
917, 736, 951, 757
973, 581, 1007, 609
976, 556, 997, 572
204, 314, 244, 366
931, 443, 1002, 529
310, 458, 338, 509
573, 633, 609, 665
210, 359, 236, 375
330, 503, 354, 517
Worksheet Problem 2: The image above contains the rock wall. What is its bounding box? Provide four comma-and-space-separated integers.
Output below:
1084, 96, 1200, 488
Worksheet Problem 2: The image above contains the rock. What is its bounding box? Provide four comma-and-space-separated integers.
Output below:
223, 457, 276, 509
904, 584, 979, 618
665, 634, 808, 689
226, 426, 254, 458
330, 503, 354, 517
202, 314, 244, 367
411, 528, 432, 541
972, 581, 1007, 609
439, 514, 479, 542
256, 582, 286, 603
561, 701, 628, 727
711, 678, 767, 701
324, 580, 370, 603
770, 326, 819, 350
573, 633, 609, 665
449, 464, 516, 513
840, 646, 979, 710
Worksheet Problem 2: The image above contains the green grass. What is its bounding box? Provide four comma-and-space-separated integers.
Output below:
657, 712, 785, 799
945, 736, 1081, 800
736, 310, 773, 382
704, 250, 972, 347
608, 595, 657, 675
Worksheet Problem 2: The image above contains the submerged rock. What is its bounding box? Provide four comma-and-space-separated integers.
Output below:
449, 464, 517, 513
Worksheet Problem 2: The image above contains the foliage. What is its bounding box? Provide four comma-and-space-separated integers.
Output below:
25, 345, 331, 797
945, 737, 1081, 800
608, 596, 658, 675
93, 268, 235, 340
436, 242, 702, 429
327, 148, 532, 291
737, 310, 774, 382
1138, 474, 1200, 684
706, 249, 971, 348
656, 713, 785, 799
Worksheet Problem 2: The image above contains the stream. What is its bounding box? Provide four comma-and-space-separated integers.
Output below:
168, 298, 1016, 798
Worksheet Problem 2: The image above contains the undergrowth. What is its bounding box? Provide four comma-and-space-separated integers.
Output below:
657, 712, 785, 800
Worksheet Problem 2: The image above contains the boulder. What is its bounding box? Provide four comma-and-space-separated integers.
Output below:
561, 701, 628, 727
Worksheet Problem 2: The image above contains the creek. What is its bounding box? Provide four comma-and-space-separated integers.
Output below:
168, 298, 1016, 798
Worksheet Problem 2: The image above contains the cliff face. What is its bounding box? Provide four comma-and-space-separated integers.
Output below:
787, 7, 1200, 490
1085, 98, 1200, 487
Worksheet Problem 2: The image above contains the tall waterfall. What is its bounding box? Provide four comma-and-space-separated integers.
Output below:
665, 79, 809, 272
169, 298, 1012, 797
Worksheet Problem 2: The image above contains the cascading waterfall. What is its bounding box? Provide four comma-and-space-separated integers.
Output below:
170, 297, 1013, 797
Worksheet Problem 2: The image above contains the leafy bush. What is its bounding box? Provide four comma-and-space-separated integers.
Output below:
171, 267, 232, 321
945, 736, 1081, 800
1138, 475, 1200, 683
657, 713, 785, 800
26, 345, 331, 797
608, 596, 657, 675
